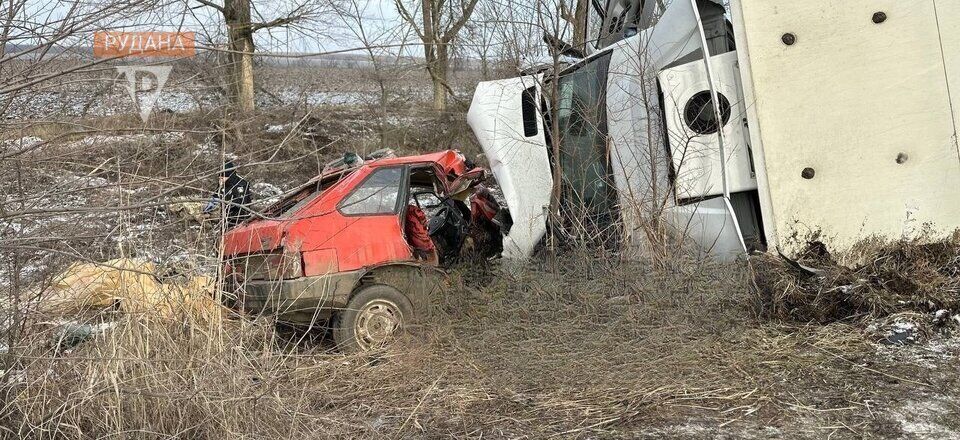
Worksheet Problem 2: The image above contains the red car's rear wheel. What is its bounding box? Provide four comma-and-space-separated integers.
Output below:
333, 284, 413, 352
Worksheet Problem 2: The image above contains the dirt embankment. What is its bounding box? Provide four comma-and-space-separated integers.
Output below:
752, 235, 960, 344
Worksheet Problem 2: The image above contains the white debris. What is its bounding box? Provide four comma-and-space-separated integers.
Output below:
252, 182, 285, 207
252, 182, 283, 198
264, 124, 289, 134
51, 320, 120, 350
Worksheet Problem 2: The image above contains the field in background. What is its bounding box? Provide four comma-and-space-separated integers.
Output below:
1, 59, 486, 120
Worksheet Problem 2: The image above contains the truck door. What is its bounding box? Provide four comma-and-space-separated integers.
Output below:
467, 76, 552, 258
553, 52, 621, 240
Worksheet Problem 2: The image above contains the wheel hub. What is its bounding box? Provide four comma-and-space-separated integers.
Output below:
355, 299, 402, 349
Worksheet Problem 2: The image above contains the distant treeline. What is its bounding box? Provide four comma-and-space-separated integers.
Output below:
3, 44, 483, 70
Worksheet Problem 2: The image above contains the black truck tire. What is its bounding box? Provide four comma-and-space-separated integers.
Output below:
332, 283, 414, 352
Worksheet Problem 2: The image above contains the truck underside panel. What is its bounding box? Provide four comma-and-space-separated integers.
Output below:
732, 0, 960, 255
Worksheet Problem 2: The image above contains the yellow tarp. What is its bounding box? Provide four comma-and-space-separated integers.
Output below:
43, 258, 223, 321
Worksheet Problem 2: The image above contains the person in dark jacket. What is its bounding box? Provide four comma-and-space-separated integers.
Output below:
204, 160, 251, 227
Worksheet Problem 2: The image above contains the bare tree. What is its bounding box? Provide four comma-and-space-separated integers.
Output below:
331, 0, 417, 145
461, 0, 501, 80
395, 0, 478, 112
194, 0, 334, 112
560, 0, 588, 52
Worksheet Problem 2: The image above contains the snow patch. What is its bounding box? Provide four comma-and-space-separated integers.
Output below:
895, 399, 958, 439
264, 123, 290, 134
194, 140, 238, 160
2, 136, 44, 151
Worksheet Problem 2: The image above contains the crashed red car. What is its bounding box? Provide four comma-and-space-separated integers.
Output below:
222, 150, 504, 350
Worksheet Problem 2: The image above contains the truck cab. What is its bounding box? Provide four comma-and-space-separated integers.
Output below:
469, 0, 960, 259
469, 0, 760, 260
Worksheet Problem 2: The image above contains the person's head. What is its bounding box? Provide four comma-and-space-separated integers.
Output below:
219, 161, 237, 185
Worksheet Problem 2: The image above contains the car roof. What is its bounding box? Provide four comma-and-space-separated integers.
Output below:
370, 150, 460, 167
368, 150, 472, 180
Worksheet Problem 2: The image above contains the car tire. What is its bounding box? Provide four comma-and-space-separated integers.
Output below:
333, 283, 413, 353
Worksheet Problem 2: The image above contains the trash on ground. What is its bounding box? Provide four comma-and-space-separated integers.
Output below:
866, 312, 931, 345
41, 258, 223, 321
52, 320, 119, 350
167, 197, 207, 223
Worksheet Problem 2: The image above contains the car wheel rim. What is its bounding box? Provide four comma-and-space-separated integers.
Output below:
354, 299, 403, 350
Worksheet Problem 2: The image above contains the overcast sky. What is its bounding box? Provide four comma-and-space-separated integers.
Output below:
19, 0, 407, 55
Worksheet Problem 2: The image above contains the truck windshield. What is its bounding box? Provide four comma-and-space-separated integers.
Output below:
554, 53, 617, 224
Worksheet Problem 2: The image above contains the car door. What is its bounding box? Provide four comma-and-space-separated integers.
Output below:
332, 166, 413, 271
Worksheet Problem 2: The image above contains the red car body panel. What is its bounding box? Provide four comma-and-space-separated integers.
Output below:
222, 150, 484, 278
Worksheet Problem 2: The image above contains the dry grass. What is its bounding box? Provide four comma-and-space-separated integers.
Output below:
6, 251, 955, 439
750, 232, 960, 325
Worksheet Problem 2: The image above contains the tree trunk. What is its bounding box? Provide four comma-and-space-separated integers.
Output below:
430, 45, 448, 112
479, 51, 489, 80
572, 0, 588, 51
225, 0, 256, 112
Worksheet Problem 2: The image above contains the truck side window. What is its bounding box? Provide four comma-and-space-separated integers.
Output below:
521, 87, 539, 137
339, 167, 404, 215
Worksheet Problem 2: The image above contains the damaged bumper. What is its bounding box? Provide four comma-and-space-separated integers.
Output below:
239, 270, 362, 324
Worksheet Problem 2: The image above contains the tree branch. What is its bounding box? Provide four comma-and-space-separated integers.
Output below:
440, 0, 479, 43
250, 15, 300, 32
393, 0, 426, 41
194, 0, 225, 13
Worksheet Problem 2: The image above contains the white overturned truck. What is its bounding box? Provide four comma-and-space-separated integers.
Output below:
468, 0, 960, 260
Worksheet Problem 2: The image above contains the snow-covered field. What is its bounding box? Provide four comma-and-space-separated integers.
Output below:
2, 64, 477, 120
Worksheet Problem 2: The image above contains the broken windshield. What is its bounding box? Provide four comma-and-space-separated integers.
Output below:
264, 170, 350, 218
554, 52, 617, 223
